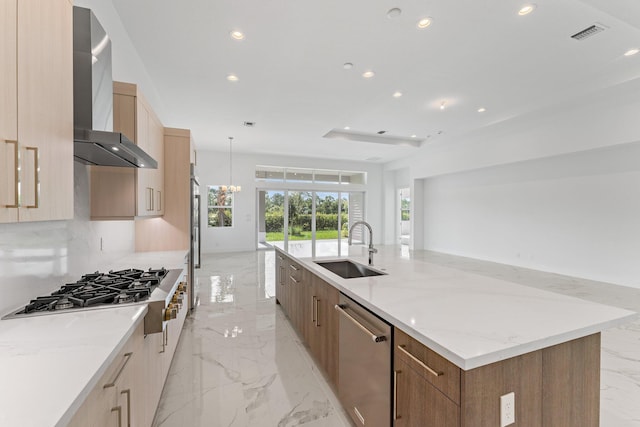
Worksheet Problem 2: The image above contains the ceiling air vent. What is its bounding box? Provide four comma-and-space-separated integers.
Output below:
243, 121, 255, 127
571, 24, 606, 41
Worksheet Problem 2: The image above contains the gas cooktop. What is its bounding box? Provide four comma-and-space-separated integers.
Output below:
4, 268, 170, 318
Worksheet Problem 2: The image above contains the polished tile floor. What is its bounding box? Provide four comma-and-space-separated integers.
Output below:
153, 248, 640, 427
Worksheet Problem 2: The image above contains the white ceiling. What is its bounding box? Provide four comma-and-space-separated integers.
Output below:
111, 0, 640, 163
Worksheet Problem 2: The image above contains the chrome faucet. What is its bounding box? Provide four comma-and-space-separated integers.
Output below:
348, 221, 377, 266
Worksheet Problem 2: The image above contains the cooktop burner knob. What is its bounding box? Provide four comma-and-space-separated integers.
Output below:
164, 305, 176, 321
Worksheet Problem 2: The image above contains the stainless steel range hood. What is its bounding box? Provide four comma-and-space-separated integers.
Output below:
73, 6, 157, 169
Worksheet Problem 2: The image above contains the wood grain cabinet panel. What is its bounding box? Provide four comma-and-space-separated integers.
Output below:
90, 81, 164, 220
1, 0, 73, 223
394, 359, 460, 427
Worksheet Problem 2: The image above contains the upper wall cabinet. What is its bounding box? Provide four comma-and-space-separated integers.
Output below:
90, 82, 164, 219
0, 0, 74, 223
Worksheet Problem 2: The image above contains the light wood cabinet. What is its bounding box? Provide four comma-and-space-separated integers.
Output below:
0, 0, 73, 224
90, 82, 164, 220
67, 322, 145, 427
135, 127, 194, 252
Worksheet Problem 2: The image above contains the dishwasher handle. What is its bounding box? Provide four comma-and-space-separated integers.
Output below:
335, 304, 386, 343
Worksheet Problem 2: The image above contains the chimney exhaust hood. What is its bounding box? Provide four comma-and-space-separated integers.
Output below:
73, 7, 157, 169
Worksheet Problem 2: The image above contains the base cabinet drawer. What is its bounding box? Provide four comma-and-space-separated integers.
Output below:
394, 358, 460, 427
67, 322, 144, 427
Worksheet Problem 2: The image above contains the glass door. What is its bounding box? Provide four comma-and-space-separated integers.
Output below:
287, 191, 313, 257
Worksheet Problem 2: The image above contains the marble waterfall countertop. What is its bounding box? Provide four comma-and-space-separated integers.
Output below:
285, 246, 637, 370
0, 250, 187, 427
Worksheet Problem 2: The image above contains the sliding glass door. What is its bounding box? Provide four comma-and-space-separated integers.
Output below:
257, 190, 364, 257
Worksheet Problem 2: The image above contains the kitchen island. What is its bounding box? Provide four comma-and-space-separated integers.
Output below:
0, 250, 187, 427
275, 246, 636, 426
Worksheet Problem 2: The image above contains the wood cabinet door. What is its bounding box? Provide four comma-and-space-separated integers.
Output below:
394, 359, 460, 427
16, 0, 73, 222
0, 0, 18, 223
309, 274, 339, 385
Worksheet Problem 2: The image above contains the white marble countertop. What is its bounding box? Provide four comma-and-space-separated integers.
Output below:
283, 246, 637, 370
0, 250, 187, 427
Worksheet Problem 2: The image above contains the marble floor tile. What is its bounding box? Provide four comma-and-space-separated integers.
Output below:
154, 249, 640, 427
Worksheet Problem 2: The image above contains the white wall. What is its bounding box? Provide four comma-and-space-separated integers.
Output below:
421, 143, 640, 288
196, 151, 383, 253
73, 0, 166, 121
0, 163, 135, 316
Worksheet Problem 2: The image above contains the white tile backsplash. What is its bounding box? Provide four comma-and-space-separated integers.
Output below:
0, 162, 135, 316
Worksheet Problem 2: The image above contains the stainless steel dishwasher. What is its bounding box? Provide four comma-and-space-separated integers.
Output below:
335, 293, 392, 427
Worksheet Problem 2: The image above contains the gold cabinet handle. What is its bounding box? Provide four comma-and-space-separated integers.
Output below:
25, 146, 39, 208
335, 304, 386, 342
289, 264, 299, 271
156, 190, 162, 211
397, 345, 443, 377
289, 275, 299, 284
104, 352, 133, 388
311, 296, 316, 325
120, 389, 131, 427
159, 328, 166, 353
394, 370, 401, 420
111, 406, 122, 427
277, 255, 284, 260
4, 140, 19, 208
315, 297, 320, 328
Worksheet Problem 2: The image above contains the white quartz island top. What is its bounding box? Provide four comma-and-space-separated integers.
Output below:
286, 247, 637, 370
0, 250, 187, 427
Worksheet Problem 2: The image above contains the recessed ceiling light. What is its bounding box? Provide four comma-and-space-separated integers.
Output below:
478, 107, 486, 113
440, 101, 446, 110
411, 134, 417, 138
518, 4, 536, 15
387, 8, 402, 19
417, 17, 432, 29
362, 70, 375, 79
230, 30, 245, 40
344, 126, 350, 130
624, 48, 639, 57
227, 74, 239, 82
393, 91, 403, 98
343, 62, 354, 69
139, 163, 145, 167
111, 146, 119, 151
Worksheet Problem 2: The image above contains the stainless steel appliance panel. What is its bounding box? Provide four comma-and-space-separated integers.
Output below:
189, 164, 201, 311
337, 293, 392, 427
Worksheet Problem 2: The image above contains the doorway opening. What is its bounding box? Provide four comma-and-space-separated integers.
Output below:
398, 188, 410, 247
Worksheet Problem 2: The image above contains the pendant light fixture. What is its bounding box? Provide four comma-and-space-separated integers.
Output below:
221, 137, 241, 193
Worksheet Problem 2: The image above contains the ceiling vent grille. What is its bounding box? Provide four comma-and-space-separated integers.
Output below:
571, 24, 605, 41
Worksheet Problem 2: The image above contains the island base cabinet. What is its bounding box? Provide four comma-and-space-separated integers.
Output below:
395, 327, 600, 427
394, 360, 460, 427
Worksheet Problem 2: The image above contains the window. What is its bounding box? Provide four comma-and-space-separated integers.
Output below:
255, 166, 367, 186
208, 186, 233, 227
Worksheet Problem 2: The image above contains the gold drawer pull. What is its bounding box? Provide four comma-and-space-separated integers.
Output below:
111, 406, 122, 427
397, 344, 443, 377
289, 275, 299, 284
120, 389, 131, 427
4, 140, 19, 208
289, 264, 299, 271
104, 352, 133, 388
25, 146, 39, 208
394, 370, 401, 420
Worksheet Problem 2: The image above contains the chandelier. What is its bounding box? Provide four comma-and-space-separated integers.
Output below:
221, 136, 241, 193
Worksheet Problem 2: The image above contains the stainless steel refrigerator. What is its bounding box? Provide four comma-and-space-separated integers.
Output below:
189, 164, 201, 311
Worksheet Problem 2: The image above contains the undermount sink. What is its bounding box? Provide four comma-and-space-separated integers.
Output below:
314, 260, 387, 279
